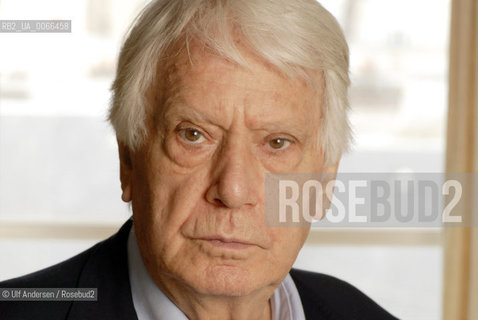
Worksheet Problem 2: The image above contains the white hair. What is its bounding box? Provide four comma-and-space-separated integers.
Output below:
108, 0, 351, 164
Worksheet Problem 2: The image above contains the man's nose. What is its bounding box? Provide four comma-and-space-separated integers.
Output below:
206, 139, 261, 209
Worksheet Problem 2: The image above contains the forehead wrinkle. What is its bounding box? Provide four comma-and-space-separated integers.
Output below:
240, 75, 319, 140
158, 45, 321, 140
163, 99, 226, 130
161, 90, 314, 144
163, 81, 314, 140
158, 54, 234, 130
243, 100, 315, 142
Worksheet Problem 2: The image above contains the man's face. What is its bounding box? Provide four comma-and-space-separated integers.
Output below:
121, 45, 334, 296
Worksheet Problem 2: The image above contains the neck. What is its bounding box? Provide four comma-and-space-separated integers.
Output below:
155, 275, 276, 320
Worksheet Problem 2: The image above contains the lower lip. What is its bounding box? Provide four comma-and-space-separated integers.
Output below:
203, 239, 253, 250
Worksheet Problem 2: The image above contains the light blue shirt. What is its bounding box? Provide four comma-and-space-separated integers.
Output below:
127, 226, 306, 320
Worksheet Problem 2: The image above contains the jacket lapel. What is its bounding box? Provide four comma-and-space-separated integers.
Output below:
67, 219, 138, 320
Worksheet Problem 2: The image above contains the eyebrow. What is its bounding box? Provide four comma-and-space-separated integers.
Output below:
163, 100, 223, 129
162, 97, 314, 142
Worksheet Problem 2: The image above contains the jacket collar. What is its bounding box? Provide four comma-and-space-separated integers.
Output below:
67, 219, 138, 320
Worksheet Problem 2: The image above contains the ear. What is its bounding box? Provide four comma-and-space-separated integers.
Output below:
118, 141, 133, 202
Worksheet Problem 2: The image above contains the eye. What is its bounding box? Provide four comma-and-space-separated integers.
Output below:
268, 138, 291, 150
179, 128, 205, 143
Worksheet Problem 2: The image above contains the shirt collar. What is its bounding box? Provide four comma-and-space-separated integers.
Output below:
127, 225, 305, 320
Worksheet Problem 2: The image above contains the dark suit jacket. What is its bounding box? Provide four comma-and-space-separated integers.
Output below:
0, 220, 397, 319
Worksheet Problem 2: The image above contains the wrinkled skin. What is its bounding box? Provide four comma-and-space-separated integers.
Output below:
119, 44, 337, 320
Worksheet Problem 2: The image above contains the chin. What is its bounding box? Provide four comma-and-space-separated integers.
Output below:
188, 265, 267, 297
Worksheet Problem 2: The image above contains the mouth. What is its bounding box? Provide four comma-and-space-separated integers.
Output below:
196, 236, 255, 250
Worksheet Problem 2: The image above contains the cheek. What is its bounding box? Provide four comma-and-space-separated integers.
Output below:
133, 171, 212, 284
136, 171, 207, 235
259, 148, 303, 172
268, 227, 309, 268
131, 148, 211, 261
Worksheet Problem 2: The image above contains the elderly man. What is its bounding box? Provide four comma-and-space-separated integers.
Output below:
0, 0, 396, 319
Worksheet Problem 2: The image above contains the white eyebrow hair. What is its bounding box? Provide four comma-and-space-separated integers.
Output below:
161, 99, 312, 143
162, 100, 222, 127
